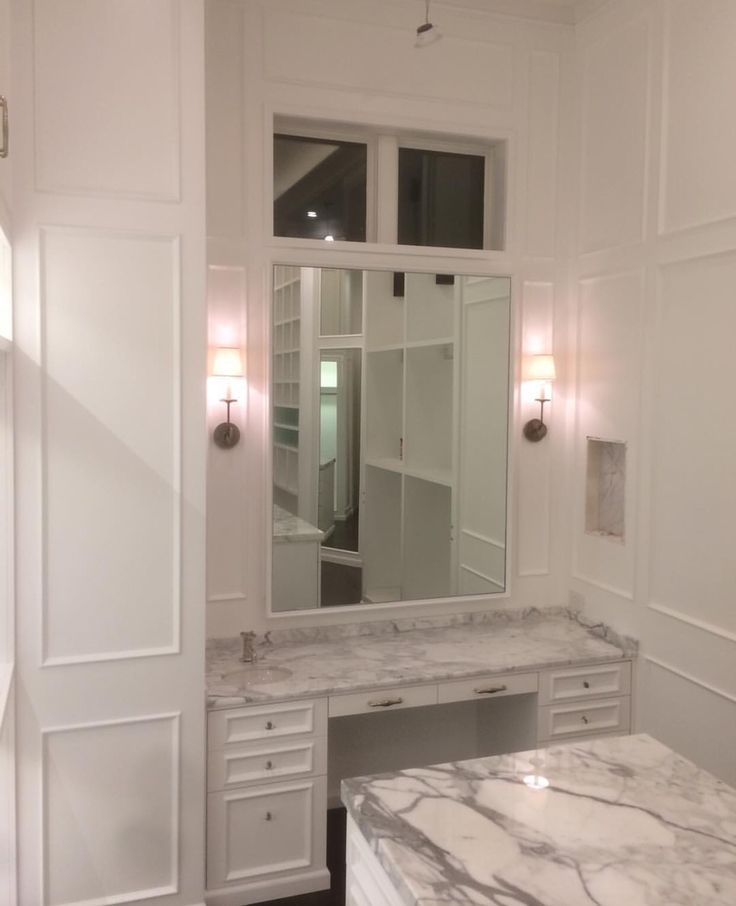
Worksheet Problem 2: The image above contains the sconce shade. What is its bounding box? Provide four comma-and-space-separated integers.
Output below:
212, 347, 243, 378
523, 354, 556, 383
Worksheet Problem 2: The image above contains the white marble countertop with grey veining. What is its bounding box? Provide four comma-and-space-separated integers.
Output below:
272, 504, 323, 542
206, 608, 635, 709
341, 733, 736, 906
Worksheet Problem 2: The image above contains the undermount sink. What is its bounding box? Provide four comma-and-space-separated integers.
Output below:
223, 665, 293, 686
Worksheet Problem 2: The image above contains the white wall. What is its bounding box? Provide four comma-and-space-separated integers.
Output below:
571, 0, 736, 784
12, 1, 208, 903
205, 0, 576, 636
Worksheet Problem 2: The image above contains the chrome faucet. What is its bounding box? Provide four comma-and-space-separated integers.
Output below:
240, 631, 257, 663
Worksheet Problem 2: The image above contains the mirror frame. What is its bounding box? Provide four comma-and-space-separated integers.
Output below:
265, 259, 516, 618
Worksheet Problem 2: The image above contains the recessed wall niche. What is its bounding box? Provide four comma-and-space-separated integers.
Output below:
585, 438, 625, 542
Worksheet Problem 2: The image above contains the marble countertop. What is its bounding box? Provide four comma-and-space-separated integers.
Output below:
206, 610, 631, 709
341, 733, 736, 906
272, 504, 323, 542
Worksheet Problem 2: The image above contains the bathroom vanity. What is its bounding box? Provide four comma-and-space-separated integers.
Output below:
341, 733, 736, 906
204, 610, 635, 905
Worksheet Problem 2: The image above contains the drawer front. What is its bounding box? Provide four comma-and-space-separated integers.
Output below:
539, 661, 631, 705
329, 683, 436, 718
209, 699, 327, 749
437, 671, 538, 704
538, 696, 630, 741
207, 775, 327, 889
208, 736, 327, 792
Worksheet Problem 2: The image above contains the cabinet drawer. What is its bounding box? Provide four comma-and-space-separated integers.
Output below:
208, 736, 327, 792
437, 671, 537, 704
329, 683, 436, 718
209, 699, 327, 749
207, 776, 327, 889
539, 662, 631, 705
538, 696, 630, 741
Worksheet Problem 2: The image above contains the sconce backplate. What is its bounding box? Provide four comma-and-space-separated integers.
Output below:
214, 422, 241, 449
523, 418, 548, 442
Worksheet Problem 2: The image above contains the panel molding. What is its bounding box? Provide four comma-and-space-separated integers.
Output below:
572, 571, 634, 602
643, 656, 736, 705
38, 226, 182, 666
262, 8, 514, 110
647, 601, 736, 644
207, 592, 247, 605
32, 0, 182, 202
578, 12, 653, 254
657, 0, 736, 236
42, 713, 180, 906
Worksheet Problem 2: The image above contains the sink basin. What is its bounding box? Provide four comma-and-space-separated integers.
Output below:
223, 665, 293, 686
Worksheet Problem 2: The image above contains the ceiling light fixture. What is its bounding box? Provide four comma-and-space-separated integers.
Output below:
307, 210, 318, 218
324, 234, 335, 242
415, 0, 441, 48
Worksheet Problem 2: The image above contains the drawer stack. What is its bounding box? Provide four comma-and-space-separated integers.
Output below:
206, 699, 329, 904
537, 661, 632, 744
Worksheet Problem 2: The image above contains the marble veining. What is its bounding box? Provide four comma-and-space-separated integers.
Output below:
206, 611, 631, 708
342, 734, 736, 906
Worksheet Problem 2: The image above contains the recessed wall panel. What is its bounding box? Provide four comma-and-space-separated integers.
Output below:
263, 10, 513, 108
207, 265, 247, 604
42, 228, 180, 662
649, 253, 736, 634
661, 0, 736, 232
526, 51, 560, 258
517, 282, 553, 577
44, 715, 178, 906
574, 271, 642, 599
579, 16, 650, 252
33, 0, 180, 199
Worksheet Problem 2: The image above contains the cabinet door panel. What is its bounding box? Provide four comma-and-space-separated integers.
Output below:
437, 671, 537, 704
207, 776, 326, 888
539, 662, 631, 705
209, 700, 327, 748
538, 697, 630, 741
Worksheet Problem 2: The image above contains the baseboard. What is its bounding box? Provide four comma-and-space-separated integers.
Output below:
205, 867, 331, 906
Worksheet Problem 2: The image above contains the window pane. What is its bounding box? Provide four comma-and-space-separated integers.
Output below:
274, 134, 367, 242
398, 148, 485, 249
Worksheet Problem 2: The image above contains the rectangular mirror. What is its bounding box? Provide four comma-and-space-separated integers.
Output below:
271, 266, 510, 612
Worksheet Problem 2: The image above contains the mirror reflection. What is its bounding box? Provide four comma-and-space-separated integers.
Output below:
272, 265, 510, 612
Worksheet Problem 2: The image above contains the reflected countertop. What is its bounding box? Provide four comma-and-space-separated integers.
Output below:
341, 733, 736, 906
206, 608, 635, 709
272, 504, 323, 543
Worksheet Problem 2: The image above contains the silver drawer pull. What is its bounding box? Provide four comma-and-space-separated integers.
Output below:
0, 96, 7, 159
265, 811, 273, 821
474, 684, 508, 695
583, 681, 590, 689
265, 760, 273, 770
265, 721, 275, 730
581, 715, 589, 724
367, 697, 403, 708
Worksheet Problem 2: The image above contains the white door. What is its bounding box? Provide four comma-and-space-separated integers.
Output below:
12, 2, 207, 905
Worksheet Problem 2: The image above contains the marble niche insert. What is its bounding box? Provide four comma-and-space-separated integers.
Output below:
585, 438, 625, 541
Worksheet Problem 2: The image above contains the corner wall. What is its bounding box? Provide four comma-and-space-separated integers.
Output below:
571, 0, 736, 784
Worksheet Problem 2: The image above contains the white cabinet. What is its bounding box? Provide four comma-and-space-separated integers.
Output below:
206, 699, 330, 906
537, 661, 632, 744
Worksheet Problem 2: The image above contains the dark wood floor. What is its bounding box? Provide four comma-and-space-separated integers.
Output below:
251, 808, 346, 906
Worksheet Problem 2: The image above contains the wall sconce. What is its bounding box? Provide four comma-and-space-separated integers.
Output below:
522, 354, 556, 442
212, 346, 243, 449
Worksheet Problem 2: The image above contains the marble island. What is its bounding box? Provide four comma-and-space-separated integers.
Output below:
206, 609, 634, 708
341, 733, 736, 906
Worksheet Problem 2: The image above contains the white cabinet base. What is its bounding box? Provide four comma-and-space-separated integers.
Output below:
206, 866, 331, 906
